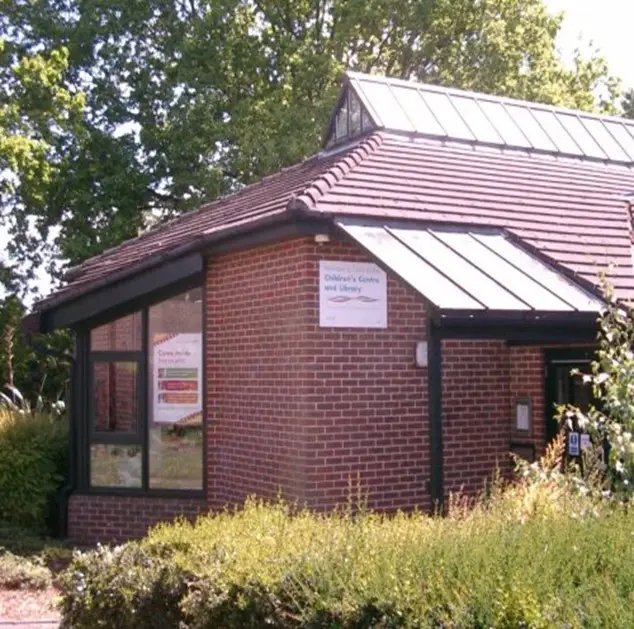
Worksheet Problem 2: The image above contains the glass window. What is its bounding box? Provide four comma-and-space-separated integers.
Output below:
558, 114, 606, 159
91, 444, 142, 488
87, 286, 203, 493
477, 101, 531, 148
335, 96, 349, 140
92, 361, 139, 434
361, 105, 375, 133
603, 121, 634, 161
356, 79, 413, 131
91, 312, 142, 351
505, 105, 556, 152
389, 86, 444, 136
349, 90, 362, 136
451, 96, 503, 144
531, 109, 582, 155
148, 288, 203, 490
421, 91, 474, 141
582, 118, 630, 162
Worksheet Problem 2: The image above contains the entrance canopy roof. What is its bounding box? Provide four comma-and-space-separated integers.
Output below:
337, 219, 604, 318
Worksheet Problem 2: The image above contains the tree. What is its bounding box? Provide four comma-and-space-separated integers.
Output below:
0, 0, 622, 283
0, 38, 84, 294
623, 89, 634, 119
559, 286, 634, 499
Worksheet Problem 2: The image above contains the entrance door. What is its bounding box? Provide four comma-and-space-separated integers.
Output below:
545, 349, 594, 443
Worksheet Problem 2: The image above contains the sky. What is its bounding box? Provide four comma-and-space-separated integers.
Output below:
6, 0, 634, 304
545, 0, 634, 91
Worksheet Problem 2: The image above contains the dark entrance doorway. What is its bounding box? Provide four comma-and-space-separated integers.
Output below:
545, 348, 595, 443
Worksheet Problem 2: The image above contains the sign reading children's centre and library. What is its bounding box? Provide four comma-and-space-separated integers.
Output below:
319, 260, 387, 328
152, 333, 203, 424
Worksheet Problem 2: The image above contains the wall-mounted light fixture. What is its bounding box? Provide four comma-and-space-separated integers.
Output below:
415, 341, 428, 368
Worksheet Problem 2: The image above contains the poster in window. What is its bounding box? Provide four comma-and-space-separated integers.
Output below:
152, 333, 202, 425
319, 260, 387, 328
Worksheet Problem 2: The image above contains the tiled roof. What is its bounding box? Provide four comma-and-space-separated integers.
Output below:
40, 137, 381, 309
297, 133, 634, 299
36, 82, 634, 313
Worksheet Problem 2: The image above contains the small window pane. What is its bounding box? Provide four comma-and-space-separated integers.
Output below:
477, 101, 531, 147
148, 288, 203, 490
451, 96, 503, 144
91, 312, 142, 351
335, 97, 349, 140
389, 86, 445, 136
421, 91, 474, 140
91, 444, 142, 488
349, 90, 362, 136
361, 106, 374, 133
531, 109, 582, 155
558, 114, 606, 159
583, 118, 631, 162
93, 361, 139, 433
356, 80, 413, 131
603, 121, 634, 161
505, 105, 556, 151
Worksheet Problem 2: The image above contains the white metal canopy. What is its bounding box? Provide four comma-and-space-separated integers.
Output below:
337, 220, 604, 315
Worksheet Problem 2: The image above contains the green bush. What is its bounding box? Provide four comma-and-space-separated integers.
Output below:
0, 551, 52, 590
59, 480, 634, 629
0, 408, 68, 531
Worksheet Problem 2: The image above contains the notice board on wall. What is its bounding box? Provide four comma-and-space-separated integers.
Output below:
152, 333, 202, 424
319, 260, 387, 328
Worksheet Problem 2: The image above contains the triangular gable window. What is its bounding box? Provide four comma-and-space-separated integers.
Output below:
325, 87, 376, 148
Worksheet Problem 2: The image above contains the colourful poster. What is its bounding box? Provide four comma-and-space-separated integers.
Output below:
152, 333, 202, 424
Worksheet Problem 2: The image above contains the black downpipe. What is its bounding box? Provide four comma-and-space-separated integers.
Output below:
427, 324, 444, 511
55, 330, 83, 538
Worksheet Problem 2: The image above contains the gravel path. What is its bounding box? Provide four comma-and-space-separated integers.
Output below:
0, 588, 60, 627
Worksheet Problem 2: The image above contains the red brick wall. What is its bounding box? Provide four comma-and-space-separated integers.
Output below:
442, 340, 511, 498
442, 343, 547, 499
68, 494, 206, 545
206, 239, 310, 507
509, 346, 545, 458
206, 237, 430, 512
301, 240, 429, 512
69, 236, 556, 543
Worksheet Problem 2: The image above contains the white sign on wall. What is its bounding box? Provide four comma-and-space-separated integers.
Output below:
319, 260, 387, 328
152, 333, 203, 424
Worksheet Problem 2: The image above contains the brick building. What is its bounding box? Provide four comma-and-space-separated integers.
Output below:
32, 73, 634, 544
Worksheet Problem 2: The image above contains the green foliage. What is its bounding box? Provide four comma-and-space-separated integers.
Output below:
623, 89, 634, 119
0, 0, 623, 281
0, 551, 52, 590
0, 295, 72, 406
59, 486, 634, 629
0, 36, 84, 290
0, 407, 68, 531
558, 285, 634, 499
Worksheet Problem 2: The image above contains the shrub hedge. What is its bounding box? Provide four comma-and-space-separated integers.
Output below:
59, 482, 634, 629
0, 408, 68, 532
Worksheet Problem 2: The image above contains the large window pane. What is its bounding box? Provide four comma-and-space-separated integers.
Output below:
91, 312, 142, 351
91, 444, 142, 488
148, 288, 203, 489
93, 361, 139, 434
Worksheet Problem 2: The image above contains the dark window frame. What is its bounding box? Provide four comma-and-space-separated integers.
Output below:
78, 279, 205, 498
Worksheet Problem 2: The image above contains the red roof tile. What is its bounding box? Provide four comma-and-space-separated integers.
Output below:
296, 133, 634, 299
38, 130, 634, 312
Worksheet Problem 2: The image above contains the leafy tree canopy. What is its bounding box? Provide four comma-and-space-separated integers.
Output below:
0, 37, 84, 293
623, 89, 634, 119
0, 0, 624, 285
